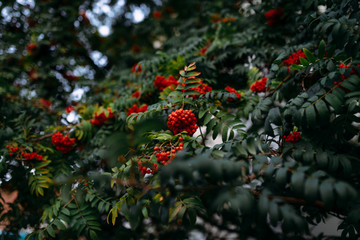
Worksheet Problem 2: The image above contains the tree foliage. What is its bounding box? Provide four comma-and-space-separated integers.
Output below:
1, 0, 360, 239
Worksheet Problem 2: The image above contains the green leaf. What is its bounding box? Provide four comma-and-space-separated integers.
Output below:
302, 151, 314, 164
169, 202, 183, 222
268, 107, 282, 125
233, 143, 248, 158
305, 106, 316, 127
199, 109, 207, 119
203, 113, 212, 125
89, 230, 98, 240
304, 177, 319, 202
316, 151, 328, 168
299, 57, 309, 66
53, 219, 66, 230
325, 94, 342, 112
318, 40, 326, 58
275, 168, 288, 186
46, 225, 55, 238
303, 48, 316, 63
319, 182, 334, 208
142, 207, 148, 219
185, 71, 201, 77
314, 100, 329, 123
212, 123, 222, 140
269, 201, 279, 226
246, 137, 256, 155
221, 125, 228, 142
206, 118, 217, 134
291, 172, 305, 194
61, 208, 71, 216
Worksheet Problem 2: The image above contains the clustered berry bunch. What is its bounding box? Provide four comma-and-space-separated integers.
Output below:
39, 98, 52, 109
335, 64, 359, 85
131, 63, 142, 74
132, 91, 140, 98
137, 137, 184, 175
153, 11, 162, 19
210, 14, 237, 24
167, 109, 198, 136
6, 145, 46, 161
26, 42, 37, 55
199, 45, 209, 56
21, 152, 46, 161
154, 137, 184, 166
90, 108, 114, 126
283, 131, 301, 143
138, 161, 158, 175
250, 77, 269, 93
154, 75, 179, 91
127, 104, 148, 116
225, 86, 241, 101
52, 132, 76, 154
264, 8, 284, 27
29, 70, 39, 81
66, 105, 74, 113
186, 80, 212, 98
62, 72, 80, 82
6, 145, 19, 156
283, 50, 306, 72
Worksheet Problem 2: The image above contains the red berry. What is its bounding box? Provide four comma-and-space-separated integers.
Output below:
178, 137, 183, 141
167, 109, 198, 136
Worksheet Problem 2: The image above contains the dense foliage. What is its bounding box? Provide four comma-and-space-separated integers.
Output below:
1, 0, 360, 239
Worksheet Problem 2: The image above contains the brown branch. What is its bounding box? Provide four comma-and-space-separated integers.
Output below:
270, 74, 291, 95
250, 189, 324, 208
30, 132, 55, 142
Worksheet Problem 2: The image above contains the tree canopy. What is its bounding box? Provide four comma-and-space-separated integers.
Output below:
1, 0, 360, 239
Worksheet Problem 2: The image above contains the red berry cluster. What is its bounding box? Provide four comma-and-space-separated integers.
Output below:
127, 104, 148, 116
22, 152, 45, 161
154, 137, 184, 166
6, 145, 46, 161
39, 98, 52, 109
29, 70, 39, 81
62, 72, 80, 81
210, 14, 237, 23
265, 8, 284, 27
167, 109, 198, 136
131, 63, 142, 74
66, 105, 74, 113
52, 132, 75, 154
283, 50, 306, 72
154, 75, 179, 91
6, 145, 19, 156
137, 137, 184, 175
186, 81, 212, 98
335, 64, 359, 86
283, 131, 301, 143
250, 77, 269, 93
132, 91, 140, 98
26, 43, 37, 55
138, 161, 158, 174
131, 44, 141, 53
90, 108, 114, 126
153, 11, 162, 19
225, 86, 241, 101
199, 44, 210, 56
